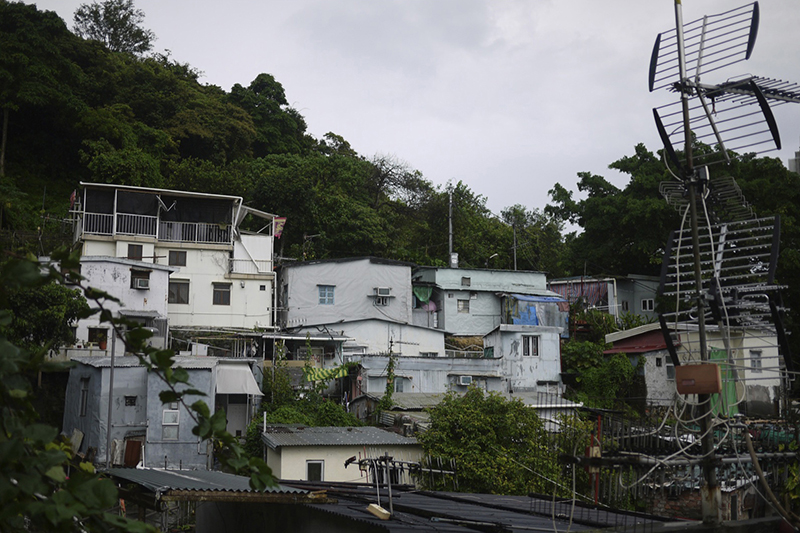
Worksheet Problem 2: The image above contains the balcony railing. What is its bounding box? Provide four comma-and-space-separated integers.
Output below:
229, 258, 272, 275
82, 209, 234, 245
159, 221, 231, 244
84, 213, 113, 235
117, 213, 158, 237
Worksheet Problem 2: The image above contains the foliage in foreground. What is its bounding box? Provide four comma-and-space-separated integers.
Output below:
0, 250, 276, 531
417, 387, 559, 495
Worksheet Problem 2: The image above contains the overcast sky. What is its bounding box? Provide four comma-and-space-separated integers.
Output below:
30, 0, 800, 216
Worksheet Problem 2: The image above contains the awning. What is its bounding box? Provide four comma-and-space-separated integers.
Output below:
216, 363, 263, 396
303, 363, 353, 382
118, 309, 162, 318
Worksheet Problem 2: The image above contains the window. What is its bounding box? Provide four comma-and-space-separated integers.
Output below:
125, 396, 137, 406
168, 250, 186, 266
394, 377, 405, 393
666, 363, 675, 380
375, 296, 389, 306
750, 350, 762, 373
168, 280, 190, 304
461, 277, 471, 287
80, 378, 89, 417
162, 409, 179, 440
127, 244, 143, 261
457, 299, 470, 313
641, 299, 655, 312
318, 285, 335, 305
260, 285, 266, 291
484, 347, 494, 358
656, 357, 663, 367
130, 269, 150, 290
522, 336, 539, 357
306, 460, 324, 482
213, 283, 231, 305
88, 328, 107, 347
621, 301, 629, 312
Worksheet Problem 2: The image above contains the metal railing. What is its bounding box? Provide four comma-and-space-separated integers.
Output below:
159, 221, 231, 244
83, 213, 113, 235
117, 213, 157, 237
229, 258, 272, 274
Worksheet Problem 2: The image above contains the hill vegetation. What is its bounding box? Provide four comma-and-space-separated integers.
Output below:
4, 0, 800, 365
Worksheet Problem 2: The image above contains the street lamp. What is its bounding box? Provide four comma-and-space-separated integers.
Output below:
485, 253, 499, 268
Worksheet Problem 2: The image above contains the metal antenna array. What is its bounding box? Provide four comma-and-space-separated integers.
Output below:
649, 1, 799, 526
650, 2, 800, 170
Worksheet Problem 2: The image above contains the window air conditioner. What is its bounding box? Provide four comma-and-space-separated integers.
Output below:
459, 375, 472, 386
133, 278, 150, 290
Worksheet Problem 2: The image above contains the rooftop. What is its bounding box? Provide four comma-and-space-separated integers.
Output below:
262, 425, 418, 449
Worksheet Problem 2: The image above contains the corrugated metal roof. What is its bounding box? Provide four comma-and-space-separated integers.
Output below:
262, 425, 418, 449
105, 467, 306, 494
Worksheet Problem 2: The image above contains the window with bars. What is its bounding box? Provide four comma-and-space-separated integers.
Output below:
522, 336, 539, 357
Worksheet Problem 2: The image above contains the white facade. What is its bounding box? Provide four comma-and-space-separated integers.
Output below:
606, 323, 787, 416
262, 426, 422, 483
53, 256, 176, 359
411, 267, 557, 337
76, 183, 278, 331
483, 324, 564, 394
279, 258, 445, 357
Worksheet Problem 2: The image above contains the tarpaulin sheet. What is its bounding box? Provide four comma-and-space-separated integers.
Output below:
216, 363, 263, 396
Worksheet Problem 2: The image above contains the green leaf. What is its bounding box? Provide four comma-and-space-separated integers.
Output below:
44, 466, 67, 483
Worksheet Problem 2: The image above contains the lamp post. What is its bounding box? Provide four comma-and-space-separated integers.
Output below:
485, 253, 498, 268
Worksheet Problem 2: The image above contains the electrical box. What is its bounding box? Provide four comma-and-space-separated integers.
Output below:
675, 363, 722, 395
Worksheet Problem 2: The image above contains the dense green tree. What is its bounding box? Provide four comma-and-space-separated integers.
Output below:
417, 388, 558, 495
1, 282, 89, 353
228, 74, 313, 157
0, 1, 81, 177
546, 144, 679, 277
73, 0, 155, 55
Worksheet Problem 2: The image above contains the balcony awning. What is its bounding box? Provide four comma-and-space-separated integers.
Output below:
118, 309, 162, 318
216, 362, 263, 396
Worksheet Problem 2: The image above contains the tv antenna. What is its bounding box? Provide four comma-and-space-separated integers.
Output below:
650, 1, 798, 526
650, 2, 800, 170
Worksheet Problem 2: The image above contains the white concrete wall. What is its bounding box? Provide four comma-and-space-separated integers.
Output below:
83, 237, 275, 330
73, 257, 172, 356
161, 244, 274, 329
283, 259, 413, 328
483, 325, 563, 393
273, 445, 422, 483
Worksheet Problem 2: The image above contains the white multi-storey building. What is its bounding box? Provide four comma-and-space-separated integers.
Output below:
74, 183, 279, 333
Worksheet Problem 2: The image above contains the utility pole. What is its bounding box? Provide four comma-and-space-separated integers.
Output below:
448, 187, 453, 259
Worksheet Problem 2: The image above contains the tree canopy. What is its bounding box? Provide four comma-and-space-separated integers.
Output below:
417, 388, 559, 495
73, 0, 155, 55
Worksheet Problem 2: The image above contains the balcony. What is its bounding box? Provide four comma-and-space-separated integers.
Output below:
82, 212, 231, 245
159, 221, 230, 244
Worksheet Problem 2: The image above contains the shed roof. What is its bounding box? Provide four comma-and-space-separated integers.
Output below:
106, 467, 304, 494
262, 425, 418, 449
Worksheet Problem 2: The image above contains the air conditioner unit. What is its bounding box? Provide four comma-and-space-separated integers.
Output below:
375, 287, 392, 297
133, 278, 150, 290
459, 375, 472, 386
